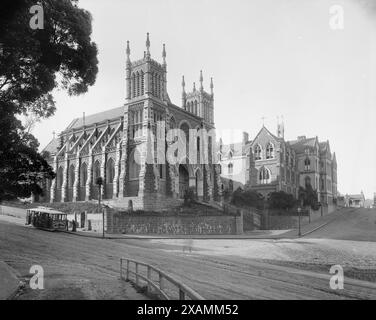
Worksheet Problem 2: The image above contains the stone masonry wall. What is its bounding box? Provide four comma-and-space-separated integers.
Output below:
106, 211, 242, 235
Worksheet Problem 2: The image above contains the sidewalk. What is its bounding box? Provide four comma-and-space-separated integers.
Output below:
280, 207, 347, 238
0, 261, 21, 300
0, 207, 345, 240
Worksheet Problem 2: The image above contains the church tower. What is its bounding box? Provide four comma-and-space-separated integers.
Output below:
182, 71, 214, 125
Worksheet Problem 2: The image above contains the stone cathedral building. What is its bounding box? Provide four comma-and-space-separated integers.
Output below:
42, 34, 221, 211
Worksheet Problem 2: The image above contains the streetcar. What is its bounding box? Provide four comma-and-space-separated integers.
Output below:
26, 207, 68, 231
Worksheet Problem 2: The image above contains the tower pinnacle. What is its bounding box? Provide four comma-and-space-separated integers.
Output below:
210, 77, 214, 96
126, 40, 130, 62
146, 32, 150, 58
162, 43, 166, 65
199, 70, 203, 91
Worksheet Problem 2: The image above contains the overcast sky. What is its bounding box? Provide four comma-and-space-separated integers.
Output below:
33, 0, 376, 199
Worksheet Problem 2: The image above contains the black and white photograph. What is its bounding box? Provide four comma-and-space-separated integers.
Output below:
0, 0, 376, 308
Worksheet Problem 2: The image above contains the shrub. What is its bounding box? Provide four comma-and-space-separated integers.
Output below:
267, 191, 296, 210
231, 188, 264, 209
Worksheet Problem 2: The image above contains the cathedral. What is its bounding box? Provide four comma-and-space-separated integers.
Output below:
42, 34, 221, 211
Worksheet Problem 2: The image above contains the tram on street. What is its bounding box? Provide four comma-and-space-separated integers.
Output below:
26, 207, 68, 231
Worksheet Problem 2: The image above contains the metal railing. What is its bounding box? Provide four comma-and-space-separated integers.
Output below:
120, 257, 204, 300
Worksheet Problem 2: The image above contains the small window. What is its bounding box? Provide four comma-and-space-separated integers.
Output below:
228, 163, 233, 175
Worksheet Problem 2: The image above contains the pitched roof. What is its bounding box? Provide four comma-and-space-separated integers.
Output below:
251, 126, 282, 146
42, 137, 59, 154
288, 137, 317, 153
64, 106, 125, 131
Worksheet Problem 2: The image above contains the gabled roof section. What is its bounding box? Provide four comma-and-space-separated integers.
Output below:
42, 138, 60, 154
250, 126, 281, 147
64, 106, 125, 132
289, 136, 318, 153
319, 140, 331, 157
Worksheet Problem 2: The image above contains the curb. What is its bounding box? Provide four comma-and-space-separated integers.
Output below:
61, 230, 290, 240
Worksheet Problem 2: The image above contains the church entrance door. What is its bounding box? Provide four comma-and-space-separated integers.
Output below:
178, 165, 189, 199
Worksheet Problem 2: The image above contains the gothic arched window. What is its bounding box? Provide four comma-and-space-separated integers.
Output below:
132, 73, 136, 98
305, 176, 311, 187
93, 160, 101, 182
136, 72, 140, 96
194, 100, 198, 115
259, 167, 270, 184
266, 142, 274, 159
150, 72, 154, 96
68, 164, 75, 188
140, 71, 144, 95
106, 158, 115, 184
56, 166, 63, 189
129, 149, 141, 180
254, 144, 262, 160
228, 163, 233, 175
80, 162, 87, 187
304, 157, 311, 171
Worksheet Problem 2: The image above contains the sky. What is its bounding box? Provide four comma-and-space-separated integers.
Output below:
32, 0, 376, 199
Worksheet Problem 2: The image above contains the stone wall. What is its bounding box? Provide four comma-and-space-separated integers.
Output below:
106, 211, 242, 235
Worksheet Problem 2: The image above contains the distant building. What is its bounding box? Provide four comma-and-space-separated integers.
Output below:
345, 192, 365, 208
218, 121, 338, 205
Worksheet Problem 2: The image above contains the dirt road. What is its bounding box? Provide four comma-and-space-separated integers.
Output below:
0, 216, 375, 300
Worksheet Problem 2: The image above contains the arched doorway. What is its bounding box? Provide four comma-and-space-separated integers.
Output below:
105, 158, 115, 199
179, 122, 190, 163
79, 162, 87, 201
195, 168, 204, 200
179, 164, 189, 199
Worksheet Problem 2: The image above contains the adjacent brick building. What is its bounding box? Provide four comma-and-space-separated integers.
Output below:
219, 121, 338, 206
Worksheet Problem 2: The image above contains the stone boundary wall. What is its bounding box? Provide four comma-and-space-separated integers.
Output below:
106, 211, 242, 235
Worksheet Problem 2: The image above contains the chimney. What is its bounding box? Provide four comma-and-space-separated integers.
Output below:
242, 132, 249, 145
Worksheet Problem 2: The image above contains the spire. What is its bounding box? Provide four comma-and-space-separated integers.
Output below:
193, 82, 196, 92
199, 70, 203, 91
162, 43, 166, 65
210, 77, 214, 95
126, 40, 130, 63
146, 32, 150, 58
182, 75, 186, 109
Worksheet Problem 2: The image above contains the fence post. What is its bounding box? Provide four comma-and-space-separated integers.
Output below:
147, 266, 151, 293
159, 273, 164, 292
120, 259, 123, 280
126, 260, 129, 281
135, 263, 139, 287
179, 288, 185, 300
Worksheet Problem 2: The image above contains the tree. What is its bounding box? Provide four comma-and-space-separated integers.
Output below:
298, 185, 319, 210
0, 0, 98, 201
231, 188, 265, 209
267, 191, 296, 210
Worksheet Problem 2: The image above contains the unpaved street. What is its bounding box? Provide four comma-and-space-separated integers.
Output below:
0, 208, 375, 300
